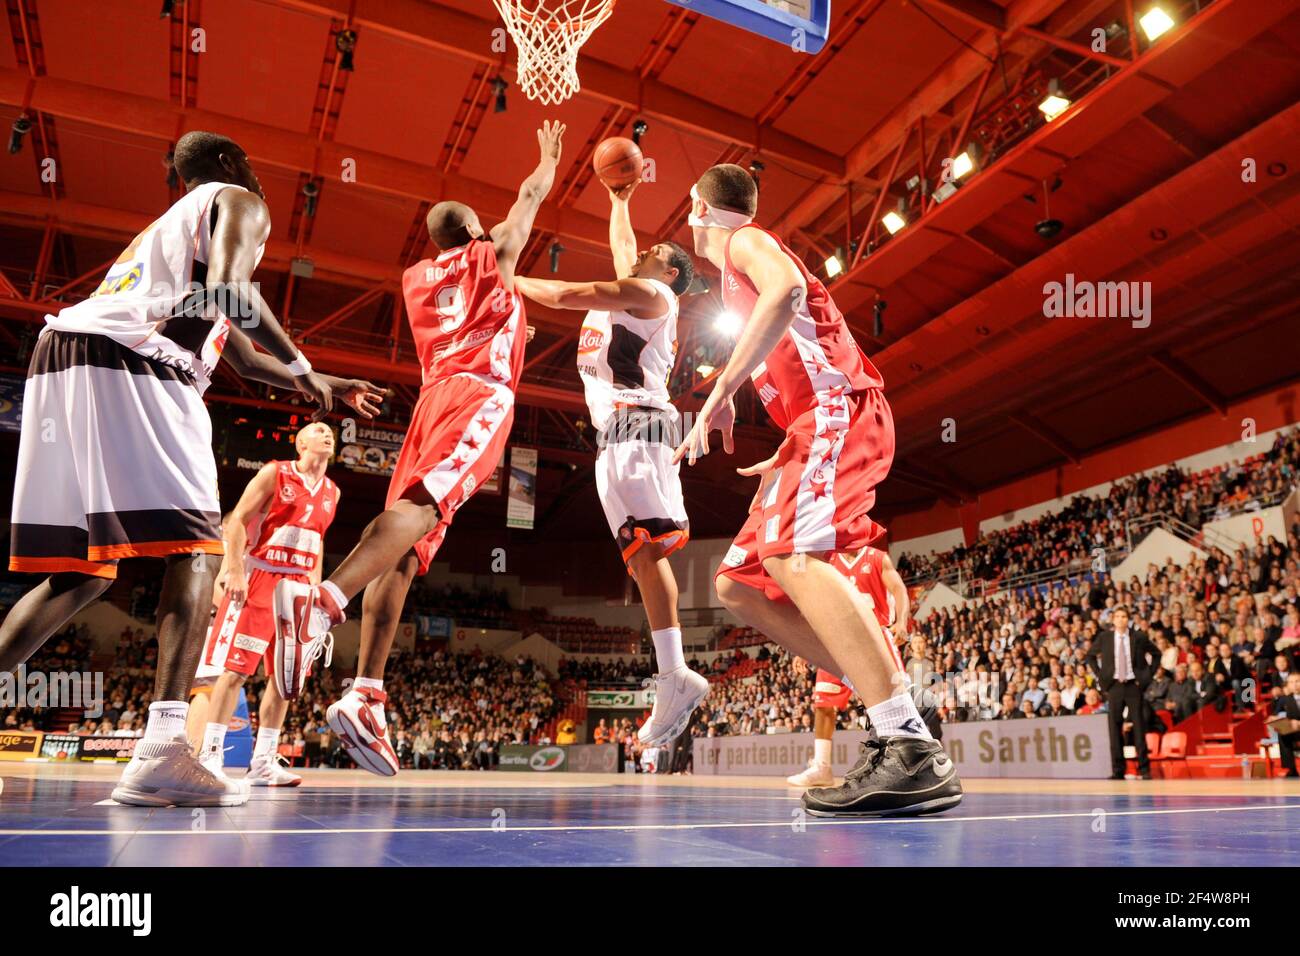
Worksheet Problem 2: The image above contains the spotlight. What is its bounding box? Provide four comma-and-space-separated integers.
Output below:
8, 114, 31, 155
715, 311, 742, 338
1035, 218, 1063, 239
872, 299, 886, 338
951, 148, 976, 181
632, 119, 648, 146
492, 77, 508, 113
549, 241, 565, 274
302, 179, 320, 217
164, 149, 179, 190
697, 364, 715, 377
881, 208, 907, 235
335, 29, 357, 71
1139, 6, 1175, 41
824, 251, 843, 279
1038, 79, 1071, 122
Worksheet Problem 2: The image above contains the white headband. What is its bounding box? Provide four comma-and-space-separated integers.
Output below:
688, 184, 754, 230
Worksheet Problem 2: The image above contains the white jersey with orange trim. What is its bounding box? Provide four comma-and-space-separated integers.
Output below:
42, 181, 266, 395
576, 277, 679, 432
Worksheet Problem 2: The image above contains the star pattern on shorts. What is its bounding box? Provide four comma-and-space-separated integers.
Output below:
810, 479, 830, 500
464, 435, 480, 451
449, 455, 467, 471
476, 415, 493, 432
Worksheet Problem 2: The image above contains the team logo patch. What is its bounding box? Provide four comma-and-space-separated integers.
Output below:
723, 544, 748, 568
578, 327, 604, 355
461, 473, 477, 496
280, 484, 296, 502
323, 498, 333, 512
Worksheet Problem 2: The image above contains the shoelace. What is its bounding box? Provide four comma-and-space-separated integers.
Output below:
303, 629, 335, 673
844, 737, 889, 783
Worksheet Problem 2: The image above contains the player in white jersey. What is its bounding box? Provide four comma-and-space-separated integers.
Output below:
513, 180, 709, 745
1, 130, 383, 807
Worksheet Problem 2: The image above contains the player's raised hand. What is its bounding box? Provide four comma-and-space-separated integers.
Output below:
609, 178, 640, 203
324, 376, 388, 419
737, 451, 780, 513
538, 120, 566, 163
673, 389, 735, 466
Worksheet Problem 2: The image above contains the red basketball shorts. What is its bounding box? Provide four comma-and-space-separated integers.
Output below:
201, 566, 308, 678
716, 387, 894, 602
386, 375, 515, 574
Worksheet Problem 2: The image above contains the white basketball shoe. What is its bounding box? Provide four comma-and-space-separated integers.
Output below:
637, 667, 710, 747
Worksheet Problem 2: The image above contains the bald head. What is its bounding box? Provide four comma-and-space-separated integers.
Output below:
426, 201, 483, 251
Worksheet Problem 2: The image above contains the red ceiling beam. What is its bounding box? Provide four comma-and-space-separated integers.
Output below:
828, 0, 1298, 320
917, 0, 1007, 32
1148, 351, 1229, 418
0, 67, 653, 257
262, 0, 842, 178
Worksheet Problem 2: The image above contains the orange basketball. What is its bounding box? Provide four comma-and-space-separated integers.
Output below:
592, 136, 644, 190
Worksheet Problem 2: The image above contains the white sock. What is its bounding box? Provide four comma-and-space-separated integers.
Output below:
253, 726, 281, 760
651, 627, 685, 674
143, 701, 188, 744
354, 677, 383, 693
814, 737, 832, 765
866, 692, 933, 740
202, 721, 228, 757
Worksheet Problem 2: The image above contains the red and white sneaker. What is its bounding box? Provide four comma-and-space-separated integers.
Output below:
272, 579, 342, 699
326, 686, 399, 777
247, 754, 302, 787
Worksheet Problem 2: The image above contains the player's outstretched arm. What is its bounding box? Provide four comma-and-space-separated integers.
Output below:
513, 276, 664, 319
714, 227, 805, 398
223, 328, 388, 420
207, 188, 333, 416
608, 180, 639, 279
490, 120, 566, 285
221, 463, 277, 605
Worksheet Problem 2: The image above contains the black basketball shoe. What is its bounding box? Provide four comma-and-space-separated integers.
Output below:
802, 734, 963, 817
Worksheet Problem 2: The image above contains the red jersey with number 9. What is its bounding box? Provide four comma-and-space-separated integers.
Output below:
402, 239, 527, 391
247, 461, 340, 574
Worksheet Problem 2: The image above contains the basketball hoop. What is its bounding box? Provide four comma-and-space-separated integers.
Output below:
493, 0, 616, 106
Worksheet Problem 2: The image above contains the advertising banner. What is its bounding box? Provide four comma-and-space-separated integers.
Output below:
498, 743, 568, 772
337, 423, 406, 476
587, 689, 655, 709
566, 743, 619, 773
692, 715, 1113, 779
0, 730, 42, 761
506, 447, 538, 530
0, 373, 23, 433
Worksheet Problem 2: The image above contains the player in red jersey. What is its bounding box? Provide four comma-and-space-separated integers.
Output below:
273, 121, 566, 776
787, 546, 909, 787
195, 421, 352, 787
675, 164, 961, 817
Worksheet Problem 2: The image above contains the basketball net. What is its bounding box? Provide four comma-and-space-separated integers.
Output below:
493, 0, 616, 106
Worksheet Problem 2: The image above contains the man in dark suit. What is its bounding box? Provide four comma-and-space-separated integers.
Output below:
1087, 607, 1156, 779
1273, 673, 1300, 778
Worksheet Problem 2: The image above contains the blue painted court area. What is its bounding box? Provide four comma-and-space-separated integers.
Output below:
1, 769, 1297, 866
